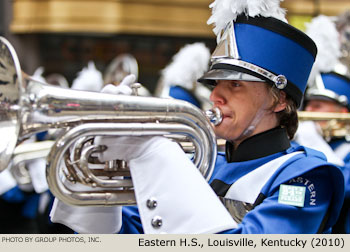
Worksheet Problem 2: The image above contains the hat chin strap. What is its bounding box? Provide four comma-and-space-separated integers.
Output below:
236, 101, 268, 141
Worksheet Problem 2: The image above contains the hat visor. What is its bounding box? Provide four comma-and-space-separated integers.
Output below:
198, 69, 265, 86
306, 88, 348, 106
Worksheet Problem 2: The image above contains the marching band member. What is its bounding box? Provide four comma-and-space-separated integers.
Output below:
334, 10, 350, 234
104, 54, 150, 96
294, 15, 350, 234
104, 54, 139, 86
50, 0, 345, 234
155, 42, 212, 109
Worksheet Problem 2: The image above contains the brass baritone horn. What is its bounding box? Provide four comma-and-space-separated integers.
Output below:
298, 111, 350, 121
297, 111, 350, 139
0, 36, 220, 206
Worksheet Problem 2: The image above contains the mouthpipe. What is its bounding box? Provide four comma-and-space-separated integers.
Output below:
205, 107, 223, 126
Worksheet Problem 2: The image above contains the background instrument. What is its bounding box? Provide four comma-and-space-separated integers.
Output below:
298, 111, 350, 140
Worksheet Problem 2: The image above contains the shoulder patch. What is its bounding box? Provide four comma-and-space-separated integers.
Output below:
278, 184, 306, 207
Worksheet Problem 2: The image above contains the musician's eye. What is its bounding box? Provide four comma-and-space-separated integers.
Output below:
230, 81, 241, 87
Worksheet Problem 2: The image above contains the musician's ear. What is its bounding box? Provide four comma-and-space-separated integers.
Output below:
274, 91, 287, 113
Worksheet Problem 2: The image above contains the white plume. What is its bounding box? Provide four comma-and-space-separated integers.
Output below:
71, 61, 103, 92
161, 42, 211, 90
207, 0, 287, 36
305, 15, 341, 84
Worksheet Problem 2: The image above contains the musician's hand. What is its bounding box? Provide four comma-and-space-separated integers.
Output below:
101, 74, 136, 95
94, 134, 237, 234
95, 136, 171, 162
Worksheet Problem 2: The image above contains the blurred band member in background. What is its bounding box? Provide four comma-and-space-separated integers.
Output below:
294, 15, 350, 234
104, 54, 150, 96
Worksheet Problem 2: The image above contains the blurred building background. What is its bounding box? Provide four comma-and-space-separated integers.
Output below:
0, 0, 349, 93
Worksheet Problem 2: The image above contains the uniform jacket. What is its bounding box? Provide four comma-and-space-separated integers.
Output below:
118, 127, 344, 234
330, 138, 350, 234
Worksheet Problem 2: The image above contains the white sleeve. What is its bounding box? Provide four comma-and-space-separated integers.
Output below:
129, 139, 237, 234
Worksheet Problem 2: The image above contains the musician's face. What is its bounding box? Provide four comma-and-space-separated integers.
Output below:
305, 99, 348, 128
305, 99, 347, 113
210, 80, 284, 146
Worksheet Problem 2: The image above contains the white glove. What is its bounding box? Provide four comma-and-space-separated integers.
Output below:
95, 135, 237, 233
27, 157, 49, 193
101, 74, 136, 95
95, 136, 162, 162
294, 121, 344, 166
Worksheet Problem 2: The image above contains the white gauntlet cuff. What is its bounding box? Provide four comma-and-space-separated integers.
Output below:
50, 198, 122, 234
129, 140, 237, 234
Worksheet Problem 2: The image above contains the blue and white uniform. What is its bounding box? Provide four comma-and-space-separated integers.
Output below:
330, 139, 350, 165
117, 127, 344, 234
329, 138, 350, 233
169, 86, 201, 108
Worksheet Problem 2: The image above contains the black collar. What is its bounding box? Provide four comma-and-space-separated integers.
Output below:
225, 127, 291, 162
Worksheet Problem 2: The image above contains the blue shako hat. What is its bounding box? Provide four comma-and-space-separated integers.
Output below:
306, 71, 350, 110
303, 15, 350, 110
198, 15, 317, 107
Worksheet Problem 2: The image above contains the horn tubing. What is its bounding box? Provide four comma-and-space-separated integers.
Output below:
47, 122, 213, 206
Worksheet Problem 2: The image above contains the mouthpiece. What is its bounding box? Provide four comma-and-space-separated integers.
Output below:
205, 107, 223, 126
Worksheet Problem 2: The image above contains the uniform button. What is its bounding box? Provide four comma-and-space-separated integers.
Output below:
151, 216, 163, 228
146, 198, 158, 209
